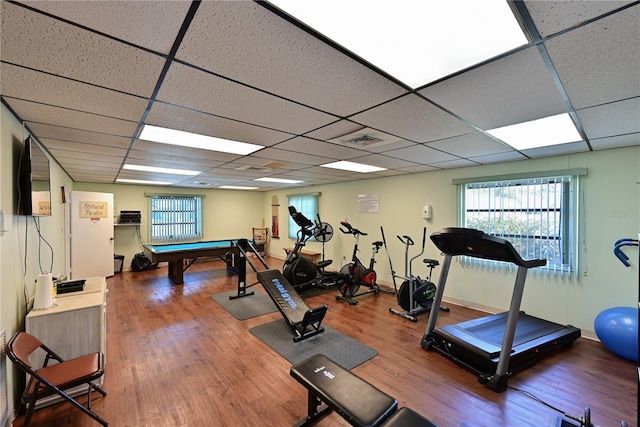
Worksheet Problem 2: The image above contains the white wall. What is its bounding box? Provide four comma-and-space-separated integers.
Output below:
265, 146, 640, 336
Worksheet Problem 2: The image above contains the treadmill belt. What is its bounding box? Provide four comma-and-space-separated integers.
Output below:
439, 312, 578, 358
462, 312, 569, 346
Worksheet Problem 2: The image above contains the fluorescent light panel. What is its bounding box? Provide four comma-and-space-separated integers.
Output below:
270, 0, 528, 88
123, 164, 201, 176
139, 125, 264, 155
219, 185, 259, 190
255, 177, 304, 184
320, 161, 386, 173
487, 113, 582, 150
116, 179, 172, 185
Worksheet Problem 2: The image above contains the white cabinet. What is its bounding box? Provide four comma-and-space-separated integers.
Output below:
25, 277, 107, 407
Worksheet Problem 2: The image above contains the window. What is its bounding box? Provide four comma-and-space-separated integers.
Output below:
456, 169, 585, 274
149, 195, 203, 243
288, 194, 319, 239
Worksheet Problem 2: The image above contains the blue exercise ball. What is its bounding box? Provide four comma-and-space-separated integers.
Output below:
594, 307, 638, 362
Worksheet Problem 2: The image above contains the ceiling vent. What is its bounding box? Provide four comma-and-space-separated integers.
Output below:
328, 127, 402, 149
236, 165, 272, 173
262, 161, 287, 169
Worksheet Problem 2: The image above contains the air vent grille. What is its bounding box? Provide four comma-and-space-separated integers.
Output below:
328, 127, 402, 149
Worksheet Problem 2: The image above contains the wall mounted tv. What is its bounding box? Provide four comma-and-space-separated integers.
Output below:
17, 136, 51, 216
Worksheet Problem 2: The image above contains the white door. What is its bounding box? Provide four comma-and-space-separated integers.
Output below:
69, 191, 114, 279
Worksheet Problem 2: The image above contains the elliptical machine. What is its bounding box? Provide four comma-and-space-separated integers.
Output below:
283, 206, 339, 291
382, 226, 449, 322
336, 220, 394, 305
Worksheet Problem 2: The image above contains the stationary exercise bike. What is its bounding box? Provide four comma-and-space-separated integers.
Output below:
283, 206, 340, 291
382, 226, 449, 322
336, 221, 394, 305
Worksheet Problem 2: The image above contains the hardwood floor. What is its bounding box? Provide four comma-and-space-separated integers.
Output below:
13, 258, 637, 426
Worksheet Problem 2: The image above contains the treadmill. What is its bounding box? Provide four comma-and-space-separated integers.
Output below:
421, 227, 581, 392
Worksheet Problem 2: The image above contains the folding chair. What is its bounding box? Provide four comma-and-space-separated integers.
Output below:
6, 332, 108, 426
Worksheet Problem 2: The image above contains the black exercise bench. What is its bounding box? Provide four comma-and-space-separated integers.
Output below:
290, 354, 438, 427
256, 270, 328, 342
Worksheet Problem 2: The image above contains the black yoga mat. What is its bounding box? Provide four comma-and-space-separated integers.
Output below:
249, 319, 378, 370
211, 290, 277, 320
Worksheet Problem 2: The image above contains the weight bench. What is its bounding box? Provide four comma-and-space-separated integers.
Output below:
290, 354, 438, 427
256, 270, 328, 342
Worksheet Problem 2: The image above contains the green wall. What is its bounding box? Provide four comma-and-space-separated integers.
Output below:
1, 101, 639, 423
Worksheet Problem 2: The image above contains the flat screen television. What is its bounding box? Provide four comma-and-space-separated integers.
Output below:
17, 136, 51, 216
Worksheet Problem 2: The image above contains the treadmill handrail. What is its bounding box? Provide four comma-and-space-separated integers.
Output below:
430, 227, 546, 269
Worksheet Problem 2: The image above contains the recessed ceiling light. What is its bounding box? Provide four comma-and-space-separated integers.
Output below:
320, 161, 387, 173
219, 185, 259, 190
255, 177, 304, 184
270, 0, 528, 88
116, 179, 172, 185
139, 124, 264, 155
487, 113, 582, 150
123, 164, 201, 175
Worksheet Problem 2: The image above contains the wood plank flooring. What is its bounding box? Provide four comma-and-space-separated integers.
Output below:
12, 258, 637, 426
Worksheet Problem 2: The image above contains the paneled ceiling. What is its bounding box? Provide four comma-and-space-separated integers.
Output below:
1, 1, 639, 190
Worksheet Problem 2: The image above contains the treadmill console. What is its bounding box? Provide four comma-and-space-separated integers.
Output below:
430, 227, 546, 268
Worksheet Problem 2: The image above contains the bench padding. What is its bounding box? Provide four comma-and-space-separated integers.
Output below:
258, 269, 310, 324
290, 354, 397, 427
257, 270, 327, 342
381, 407, 438, 427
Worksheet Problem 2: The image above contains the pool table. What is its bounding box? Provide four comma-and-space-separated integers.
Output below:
143, 239, 243, 284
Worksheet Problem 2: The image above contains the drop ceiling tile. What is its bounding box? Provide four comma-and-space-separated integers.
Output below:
296, 166, 353, 176
48, 149, 123, 164
426, 133, 514, 158
274, 137, 365, 160
247, 147, 334, 166
383, 143, 460, 164
544, 7, 640, 109
429, 159, 478, 169
349, 154, 418, 169
524, 0, 635, 38
63, 164, 119, 173
589, 133, 640, 150
25, 123, 132, 148
577, 97, 640, 140
396, 164, 440, 173
117, 170, 197, 183
157, 62, 337, 134
21, 0, 191, 54
520, 141, 590, 157
39, 138, 127, 157
468, 151, 528, 164
420, 47, 568, 129
128, 142, 241, 163
350, 94, 474, 143
220, 159, 302, 173
242, 156, 310, 171
146, 102, 292, 147
176, 1, 406, 117
303, 121, 363, 141
2, 65, 148, 121
122, 155, 222, 172
1, 2, 165, 96
7, 99, 138, 137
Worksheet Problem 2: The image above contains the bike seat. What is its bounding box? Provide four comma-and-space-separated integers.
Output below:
372, 241, 383, 249
317, 260, 333, 270
422, 259, 439, 268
